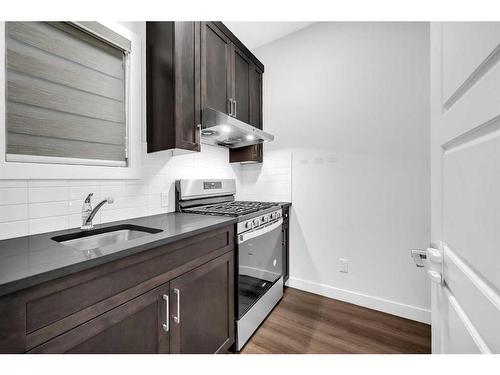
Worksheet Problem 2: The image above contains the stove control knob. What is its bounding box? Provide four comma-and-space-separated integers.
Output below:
262, 215, 268, 223
276, 212, 281, 218
270, 213, 276, 220
253, 219, 260, 227
246, 221, 253, 229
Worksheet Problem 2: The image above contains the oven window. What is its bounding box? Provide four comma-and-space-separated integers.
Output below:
237, 221, 283, 319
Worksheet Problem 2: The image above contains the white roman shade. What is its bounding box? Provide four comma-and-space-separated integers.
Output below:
5, 22, 130, 166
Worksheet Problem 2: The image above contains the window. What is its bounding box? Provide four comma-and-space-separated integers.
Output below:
5, 22, 131, 166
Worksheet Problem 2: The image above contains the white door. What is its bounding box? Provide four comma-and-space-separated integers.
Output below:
430, 22, 500, 354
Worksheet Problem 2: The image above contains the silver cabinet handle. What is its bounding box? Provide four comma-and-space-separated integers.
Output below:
229, 98, 236, 117
162, 294, 169, 332
173, 288, 181, 324
196, 123, 201, 142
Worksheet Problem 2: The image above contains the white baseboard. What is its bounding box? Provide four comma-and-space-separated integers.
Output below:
288, 276, 431, 324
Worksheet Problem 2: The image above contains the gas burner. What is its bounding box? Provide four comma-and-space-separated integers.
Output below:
183, 201, 278, 217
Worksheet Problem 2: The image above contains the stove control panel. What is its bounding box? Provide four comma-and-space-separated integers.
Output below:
238, 208, 283, 234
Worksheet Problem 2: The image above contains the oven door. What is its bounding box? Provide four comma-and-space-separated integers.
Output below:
237, 217, 283, 320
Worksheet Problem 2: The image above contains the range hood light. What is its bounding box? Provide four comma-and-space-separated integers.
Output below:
201, 108, 274, 149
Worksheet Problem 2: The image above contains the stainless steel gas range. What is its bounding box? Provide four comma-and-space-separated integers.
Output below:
175, 179, 284, 351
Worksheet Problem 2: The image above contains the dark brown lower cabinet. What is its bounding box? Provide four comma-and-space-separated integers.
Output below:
29, 283, 170, 354
0, 224, 235, 354
28, 252, 234, 354
170, 251, 234, 354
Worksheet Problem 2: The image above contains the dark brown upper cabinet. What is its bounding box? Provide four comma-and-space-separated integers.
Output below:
232, 45, 251, 123
206, 23, 265, 164
229, 63, 264, 163
201, 22, 232, 116
146, 22, 201, 153
146, 21, 265, 161
249, 64, 263, 130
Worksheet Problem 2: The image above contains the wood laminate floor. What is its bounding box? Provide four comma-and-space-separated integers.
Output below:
241, 287, 431, 354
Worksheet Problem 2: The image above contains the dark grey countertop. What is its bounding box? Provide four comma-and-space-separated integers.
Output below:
0, 212, 237, 297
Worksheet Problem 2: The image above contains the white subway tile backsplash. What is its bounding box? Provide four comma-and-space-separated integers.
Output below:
100, 184, 148, 198
68, 186, 100, 201
99, 179, 144, 186
101, 195, 148, 211
29, 216, 68, 235
28, 180, 68, 188
149, 205, 169, 216
0, 180, 28, 188
0, 188, 28, 205
235, 151, 292, 203
29, 201, 69, 219
29, 187, 68, 203
67, 179, 102, 187
0, 145, 292, 240
0, 221, 29, 240
0, 204, 28, 223
101, 206, 149, 223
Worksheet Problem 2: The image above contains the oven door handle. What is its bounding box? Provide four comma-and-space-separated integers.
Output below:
238, 218, 283, 244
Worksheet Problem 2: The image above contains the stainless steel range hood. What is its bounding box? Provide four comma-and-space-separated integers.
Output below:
201, 108, 274, 148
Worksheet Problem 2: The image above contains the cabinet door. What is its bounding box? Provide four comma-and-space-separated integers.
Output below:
174, 22, 201, 152
249, 64, 263, 129
29, 283, 170, 354
170, 252, 234, 354
146, 22, 200, 153
232, 45, 251, 123
230, 63, 263, 164
201, 22, 232, 115
146, 22, 175, 152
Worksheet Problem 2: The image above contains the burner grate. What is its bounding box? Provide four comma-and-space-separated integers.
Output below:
184, 201, 278, 216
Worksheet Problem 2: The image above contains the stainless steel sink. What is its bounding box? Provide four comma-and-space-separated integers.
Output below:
52, 224, 163, 251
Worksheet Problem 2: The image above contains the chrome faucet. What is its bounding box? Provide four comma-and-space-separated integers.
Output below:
81, 193, 114, 230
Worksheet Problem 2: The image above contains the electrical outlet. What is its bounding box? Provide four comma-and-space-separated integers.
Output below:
161, 192, 169, 207
339, 258, 349, 273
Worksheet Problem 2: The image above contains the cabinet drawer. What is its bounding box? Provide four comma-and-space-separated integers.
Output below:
21, 225, 234, 350
29, 283, 170, 354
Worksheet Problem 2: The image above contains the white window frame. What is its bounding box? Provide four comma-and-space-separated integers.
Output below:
0, 22, 142, 179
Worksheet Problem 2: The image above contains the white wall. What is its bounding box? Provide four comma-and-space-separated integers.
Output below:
252, 22, 431, 322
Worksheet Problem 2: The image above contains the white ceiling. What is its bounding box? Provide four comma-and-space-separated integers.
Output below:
223, 22, 315, 50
